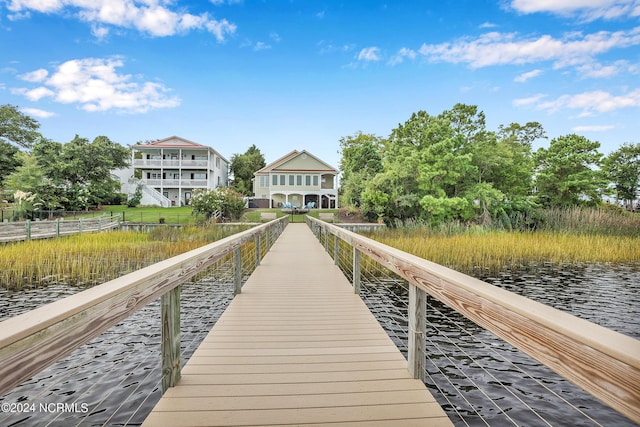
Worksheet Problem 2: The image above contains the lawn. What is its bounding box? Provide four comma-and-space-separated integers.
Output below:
80, 206, 340, 224
76, 205, 198, 224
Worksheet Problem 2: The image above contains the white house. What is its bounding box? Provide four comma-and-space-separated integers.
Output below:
252, 150, 338, 209
118, 136, 229, 207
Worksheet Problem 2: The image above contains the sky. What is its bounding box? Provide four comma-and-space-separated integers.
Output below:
1, 0, 639, 170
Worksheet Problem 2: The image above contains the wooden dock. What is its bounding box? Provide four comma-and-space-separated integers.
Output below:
143, 223, 453, 426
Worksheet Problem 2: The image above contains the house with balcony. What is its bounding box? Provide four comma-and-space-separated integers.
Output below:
127, 136, 229, 207
252, 150, 338, 209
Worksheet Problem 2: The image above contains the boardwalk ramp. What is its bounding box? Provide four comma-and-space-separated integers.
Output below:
143, 223, 452, 426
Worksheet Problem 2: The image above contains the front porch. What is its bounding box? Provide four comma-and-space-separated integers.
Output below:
270, 191, 337, 209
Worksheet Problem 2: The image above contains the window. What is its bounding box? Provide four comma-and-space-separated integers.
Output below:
313, 176, 318, 186
280, 175, 285, 185
216, 157, 220, 168
272, 175, 278, 185
305, 175, 311, 186
260, 176, 268, 188
289, 175, 294, 186
297, 175, 302, 185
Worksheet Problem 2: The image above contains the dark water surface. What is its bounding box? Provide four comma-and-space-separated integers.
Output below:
0, 263, 638, 426
0, 279, 234, 426
360, 262, 640, 427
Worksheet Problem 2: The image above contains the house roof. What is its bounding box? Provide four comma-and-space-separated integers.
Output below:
255, 150, 338, 175
131, 136, 229, 163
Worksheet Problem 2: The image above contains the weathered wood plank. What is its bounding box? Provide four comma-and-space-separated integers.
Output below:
161, 285, 181, 392
143, 403, 448, 426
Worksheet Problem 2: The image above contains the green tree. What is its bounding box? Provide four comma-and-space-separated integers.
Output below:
602, 142, 640, 209
338, 132, 383, 208
534, 134, 603, 207
32, 135, 130, 210
0, 141, 22, 189
4, 152, 44, 194
0, 105, 42, 149
497, 121, 546, 148
363, 107, 480, 224
230, 145, 266, 196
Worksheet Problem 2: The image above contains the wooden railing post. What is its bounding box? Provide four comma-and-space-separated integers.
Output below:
255, 234, 261, 267
266, 224, 271, 249
56, 218, 61, 237
324, 227, 329, 252
234, 246, 242, 295
353, 247, 361, 295
25, 220, 31, 240
408, 283, 427, 379
333, 235, 339, 265
161, 286, 181, 392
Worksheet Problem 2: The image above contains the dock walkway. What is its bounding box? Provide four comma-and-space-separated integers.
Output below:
143, 223, 453, 426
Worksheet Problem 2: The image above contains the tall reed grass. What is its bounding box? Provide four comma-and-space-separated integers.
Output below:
367, 208, 640, 274
0, 225, 251, 290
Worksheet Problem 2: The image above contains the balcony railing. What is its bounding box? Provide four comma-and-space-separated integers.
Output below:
132, 159, 209, 168
143, 179, 208, 187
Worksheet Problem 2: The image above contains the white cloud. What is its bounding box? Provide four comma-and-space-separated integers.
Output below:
24, 86, 56, 100
21, 107, 56, 118
513, 93, 547, 106
573, 124, 615, 131
509, 0, 640, 21
515, 88, 640, 114
270, 32, 281, 42
514, 69, 543, 82
576, 60, 635, 77
479, 22, 497, 29
254, 41, 271, 51
14, 57, 180, 113
19, 68, 48, 82
388, 47, 417, 65
417, 27, 640, 69
6, 0, 237, 40
357, 46, 381, 62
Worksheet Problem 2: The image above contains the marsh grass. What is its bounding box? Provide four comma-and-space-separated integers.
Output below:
366, 208, 640, 275
0, 224, 252, 290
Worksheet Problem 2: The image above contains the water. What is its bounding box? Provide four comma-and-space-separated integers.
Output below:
0, 279, 234, 426
1, 263, 638, 426
359, 263, 640, 426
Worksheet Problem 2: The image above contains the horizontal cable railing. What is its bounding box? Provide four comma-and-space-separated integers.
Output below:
307, 216, 640, 424
0, 216, 288, 401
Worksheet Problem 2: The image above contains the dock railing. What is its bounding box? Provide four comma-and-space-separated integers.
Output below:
307, 216, 640, 423
0, 216, 288, 398
0, 215, 121, 243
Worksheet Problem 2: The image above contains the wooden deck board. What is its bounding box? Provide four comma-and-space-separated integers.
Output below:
143, 223, 452, 426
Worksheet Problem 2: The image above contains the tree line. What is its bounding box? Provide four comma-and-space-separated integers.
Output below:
339, 104, 640, 226
1, 104, 130, 214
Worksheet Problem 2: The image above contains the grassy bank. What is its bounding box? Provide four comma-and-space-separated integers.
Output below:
0, 224, 251, 289
366, 229, 640, 274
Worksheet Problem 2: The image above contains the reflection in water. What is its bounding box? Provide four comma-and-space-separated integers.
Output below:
0, 263, 638, 426
359, 263, 640, 427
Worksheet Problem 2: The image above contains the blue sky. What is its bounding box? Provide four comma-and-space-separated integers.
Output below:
1, 0, 639, 170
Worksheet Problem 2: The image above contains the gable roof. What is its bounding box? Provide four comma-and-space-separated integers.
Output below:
131, 136, 228, 162
255, 150, 338, 175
